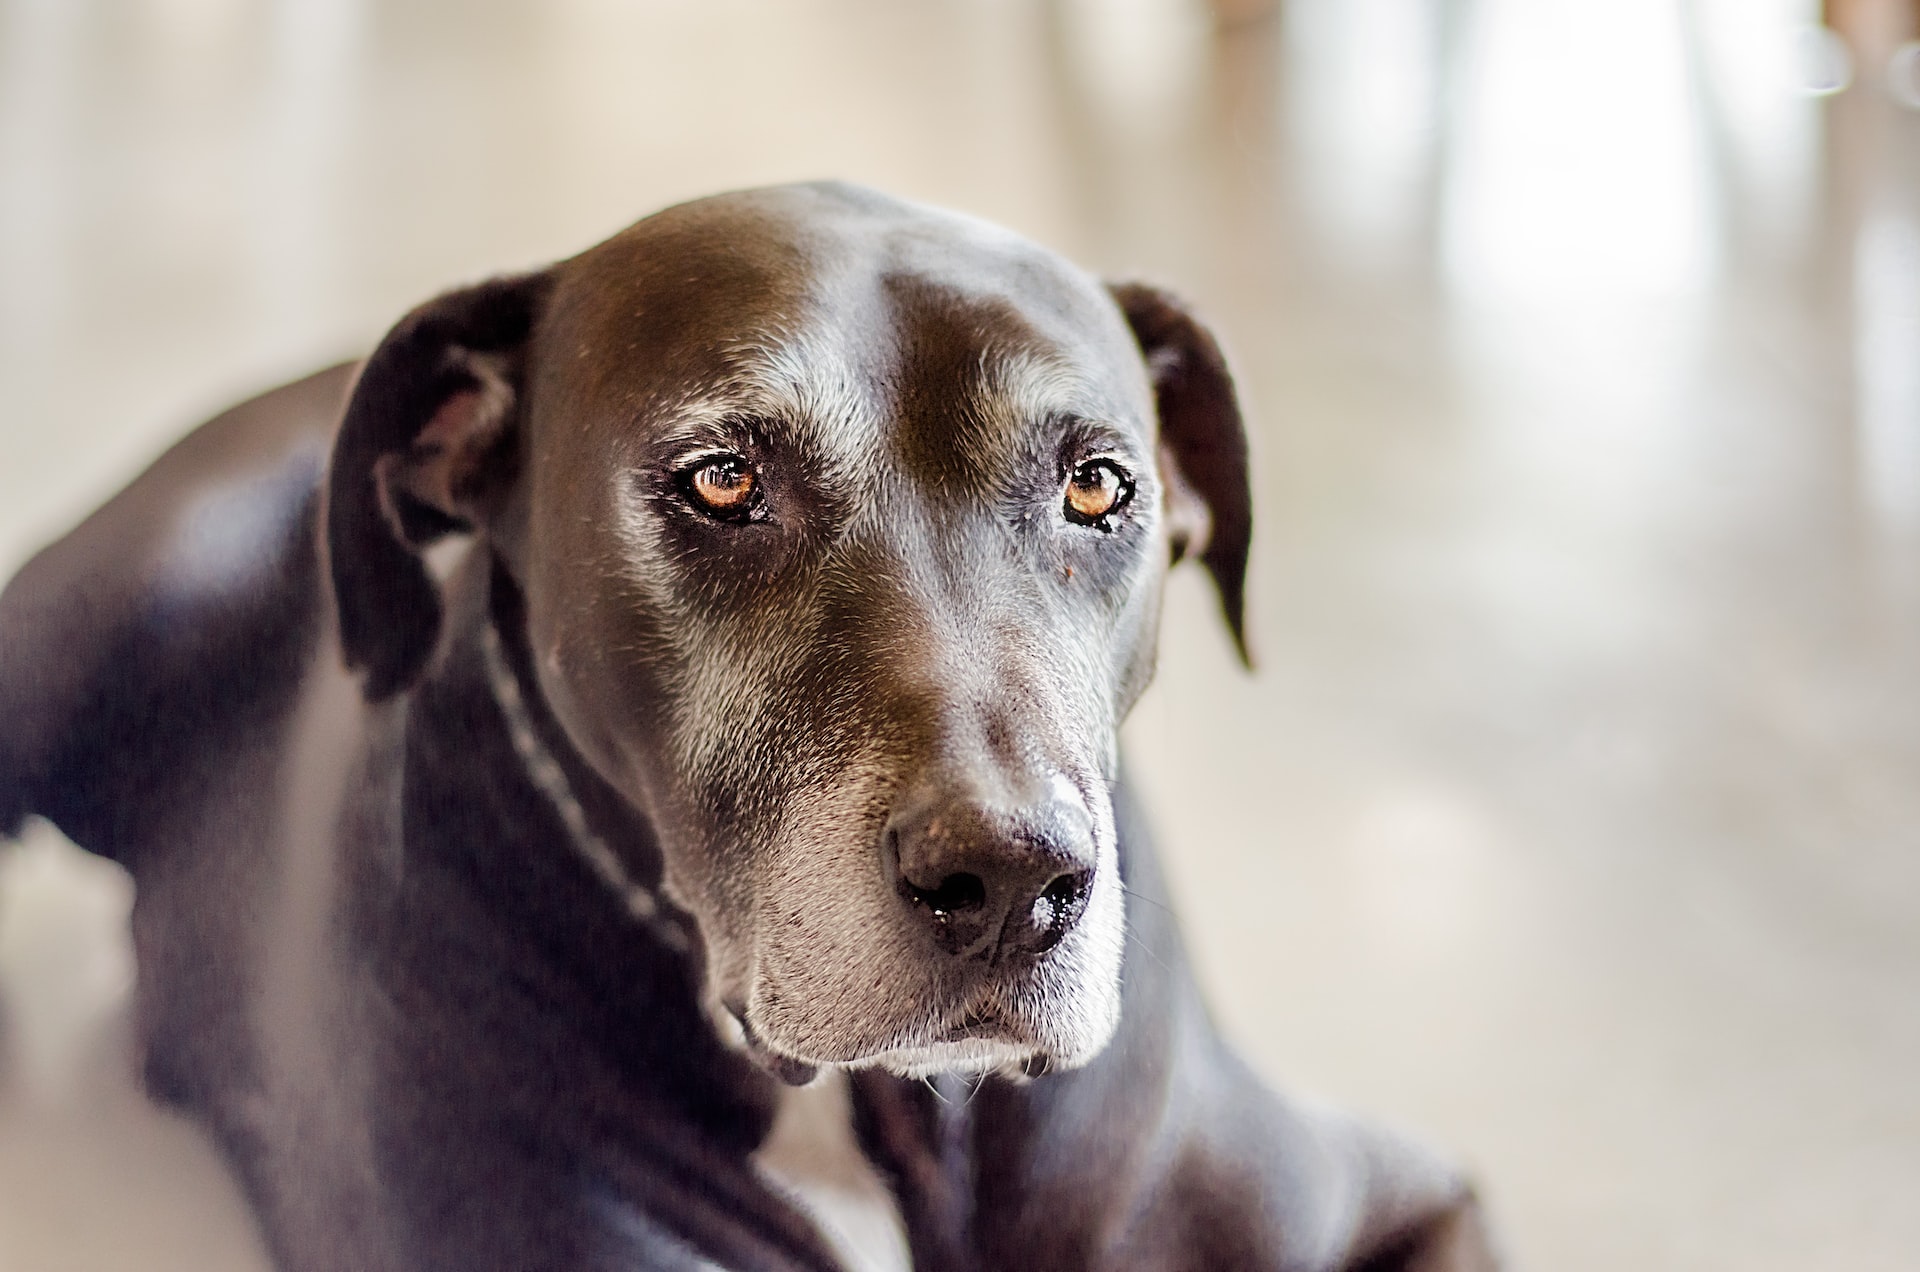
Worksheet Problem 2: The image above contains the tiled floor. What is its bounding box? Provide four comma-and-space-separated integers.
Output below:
2, 2, 1917, 1269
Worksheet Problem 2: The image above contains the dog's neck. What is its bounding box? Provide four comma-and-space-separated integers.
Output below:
379, 551, 784, 1143
474, 586, 692, 958
467, 554, 837, 1085
409, 554, 693, 961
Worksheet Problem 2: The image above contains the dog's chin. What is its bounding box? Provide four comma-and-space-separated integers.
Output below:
706, 967, 1119, 1086
851, 1037, 1044, 1080
736, 990, 1121, 1085
748, 1031, 1062, 1084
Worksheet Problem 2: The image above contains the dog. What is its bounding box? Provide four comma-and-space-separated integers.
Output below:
0, 182, 1498, 1271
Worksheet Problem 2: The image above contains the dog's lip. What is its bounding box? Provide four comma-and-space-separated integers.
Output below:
740, 960, 1071, 1072
861, 1007, 1043, 1068
938, 1008, 1010, 1043
737, 996, 1039, 1075
733, 1012, 822, 1086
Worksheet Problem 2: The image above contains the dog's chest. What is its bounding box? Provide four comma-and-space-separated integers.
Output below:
753, 1071, 911, 1272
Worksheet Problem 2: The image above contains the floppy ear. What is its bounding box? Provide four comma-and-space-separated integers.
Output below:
325, 270, 554, 701
1106, 281, 1254, 666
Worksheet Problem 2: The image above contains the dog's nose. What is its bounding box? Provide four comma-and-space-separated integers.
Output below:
885, 780, 1096, 961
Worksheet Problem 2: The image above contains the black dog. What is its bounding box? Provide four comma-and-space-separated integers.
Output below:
0, 183, 1498, 1271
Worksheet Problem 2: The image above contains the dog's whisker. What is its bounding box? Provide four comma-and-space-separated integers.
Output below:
1124, 927, 1174, 977
1119, 884, 1177, 918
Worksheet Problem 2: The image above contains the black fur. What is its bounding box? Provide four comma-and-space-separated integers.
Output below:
0, 184, 1495, 1271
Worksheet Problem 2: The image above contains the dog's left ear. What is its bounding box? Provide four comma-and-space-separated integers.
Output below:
325, 270, 555, 701
1107, 281, 1254, 666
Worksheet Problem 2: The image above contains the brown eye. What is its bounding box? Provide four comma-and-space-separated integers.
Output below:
1064, 459, 1132, 526
683, 456, 759, 518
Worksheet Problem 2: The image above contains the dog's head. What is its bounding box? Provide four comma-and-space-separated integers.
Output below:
326, 183, 1249, 1078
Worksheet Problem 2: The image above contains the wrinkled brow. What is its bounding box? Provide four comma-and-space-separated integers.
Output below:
648, 334, 880, 478
644, 335, 1138, 491
967, 347, 1143, 466
975, 347, 1113, 428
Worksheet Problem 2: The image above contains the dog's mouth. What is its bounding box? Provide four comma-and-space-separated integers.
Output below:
939, 1007, 1005, 1043
726, 994, 1050, 1086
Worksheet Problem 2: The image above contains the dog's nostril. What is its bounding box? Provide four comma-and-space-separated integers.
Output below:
1041, 872, 1082, 912
903, 870, 987, 918
887, 795, 1097, 959
1029, 872, 1089, 953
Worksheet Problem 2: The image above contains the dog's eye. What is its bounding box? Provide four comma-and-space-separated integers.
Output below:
681, 456, 760, 519
1063, 459, 1132, 526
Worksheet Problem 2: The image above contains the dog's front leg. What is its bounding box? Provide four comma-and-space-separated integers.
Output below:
850, 778, 1499, 1272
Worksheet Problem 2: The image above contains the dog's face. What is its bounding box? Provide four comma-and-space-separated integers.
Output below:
327, 183, 1249, 1078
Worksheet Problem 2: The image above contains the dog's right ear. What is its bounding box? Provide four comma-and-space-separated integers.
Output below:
325, 271, 555, 702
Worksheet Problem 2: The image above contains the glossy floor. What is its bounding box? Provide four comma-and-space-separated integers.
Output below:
2, 2, 1917, 1269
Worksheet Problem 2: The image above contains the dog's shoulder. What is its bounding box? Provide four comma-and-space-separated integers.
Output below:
0, 362, 352, 858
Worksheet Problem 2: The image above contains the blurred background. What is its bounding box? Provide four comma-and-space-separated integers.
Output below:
1, 0, 1917, 1268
